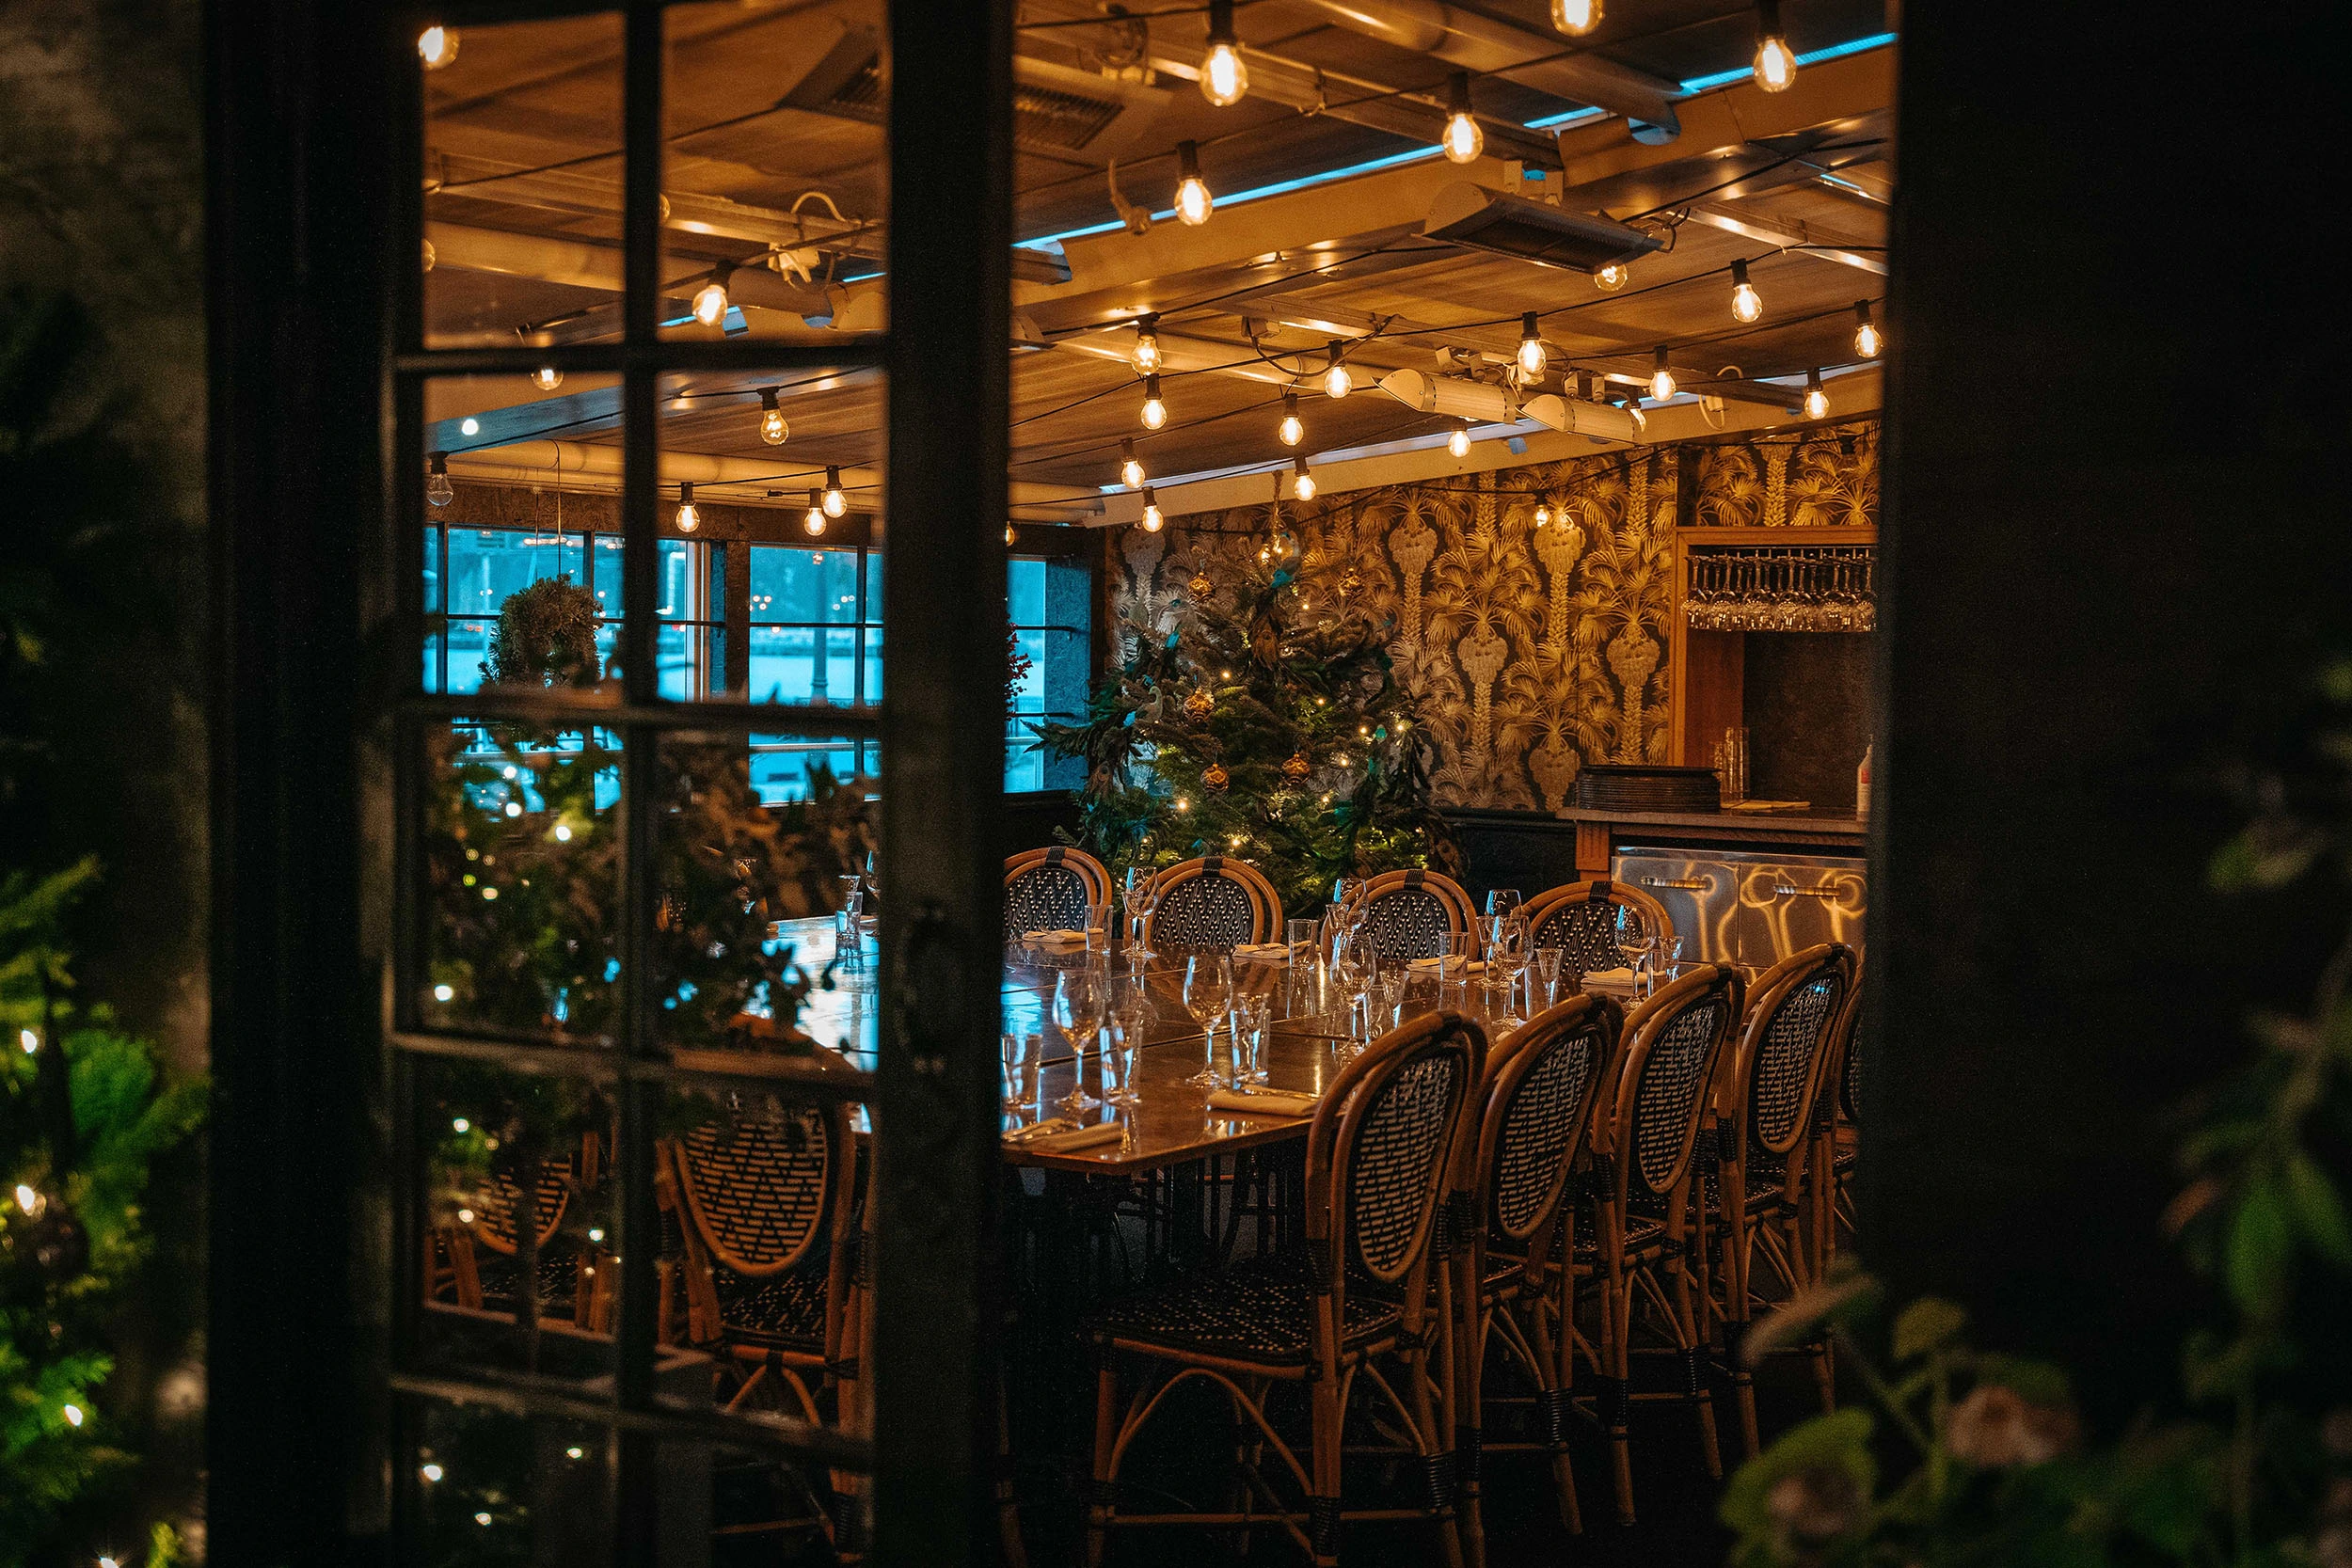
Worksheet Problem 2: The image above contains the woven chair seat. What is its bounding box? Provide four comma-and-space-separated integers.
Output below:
475, 1246, 584, 1314
711, 1266, 830, 1351
1093, 1252, 1402, 1368
1576, 1208, 1668, 1257
1476, 1244, 1551, 1301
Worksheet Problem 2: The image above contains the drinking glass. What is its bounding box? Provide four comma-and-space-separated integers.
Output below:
1232, 992, 1272, 1085
1181, 953, 1234, 1088
1483, 888, 1522, 922
1653, 933, 1686, 985
999, 1030, 1030, 1115
1613, 905, 1651, 993
1529, 946, 1565, 1011
1107, 983, 1150, 1106
1286, 916, 1321, 958
1054, 966, 1107, 1113
1121, 866, 1156, 958
1375, 968, 1409, 1031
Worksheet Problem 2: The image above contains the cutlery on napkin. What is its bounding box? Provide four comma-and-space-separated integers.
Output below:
1204, 1087, 1320, 1117
1406, 957, 1486, 974
1023, 928, 1091, 948
1003, 1118, 1124, 1153
1232, 942, 1297, 963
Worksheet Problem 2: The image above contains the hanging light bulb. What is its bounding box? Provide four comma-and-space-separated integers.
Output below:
1321, 341, 1352, 400
1594, 261, 1629, 292
418, 24, 459, 69
756, 388, 790, 446
1291, 454, 1316, 501
820, 466, 847, 517
1447, 420, 1471, 459
1649, 345, 1677, 401
1729, 259, 1763, 324
1803, 368, 1830, 420
1139, 373, 1168, 430
1534, 499, 1553, 528
1006, 522, 1017, 546
1752, 0, 1796, 91
1278, 391, 1303, 448
691, 270, 732, 328
1441, 71, 1484, 164
1517, 311, 1548, 378
675, 483, 700, 532
798, 489, 825, 536
1550, 0, 1601, 35
1131, 314, 1162, 373
1173, 142, 1213, 228
1120, 438, 1145, 489
1140, 485, 1165, 532
426, 451, 453, 507
532, 365, 564, 392
1853, 299, 1883, 358
1199, 0, 1248, 106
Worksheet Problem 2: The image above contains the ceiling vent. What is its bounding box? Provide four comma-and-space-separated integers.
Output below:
1423, 182, 1661, 274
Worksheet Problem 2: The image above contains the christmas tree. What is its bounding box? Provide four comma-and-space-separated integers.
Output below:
1040, 518, 1454, 915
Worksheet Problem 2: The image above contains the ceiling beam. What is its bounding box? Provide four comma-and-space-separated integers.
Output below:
1679, 201, 1887, 275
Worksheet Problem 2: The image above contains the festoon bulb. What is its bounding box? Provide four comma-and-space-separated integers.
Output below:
675, 483, 700, 533
1173, 142, 1213, 228
1321, 341, 1352, 400
821, 466, 847, 517
1290, 454, 1316, 502
1447, 420, 1471, 459
418, 24, 459, 69
1441, 71, 1484, 165
1517, 311, 1548, 378
1594, 261, 1629, 292
426, 452, 454, 508
1199, 0, 1248, 106
1803, 369, 1829, 421
759, 388, 789, 446
1752, 0, 1796, 91
1139, 373, 1168, 430
1729, 258, 1762, 324
532, 365, 564, 391
1853, 299, 1883, 358
1649, 345, 1677, 402
803, 489, 827, 536
691, 271, 731, 328
1131, 314, 1162, 373
1120, 438, 1145, 490
1140, 485, 1165, 532
1278, 391, 1303, 448
1550, 0, 1601, 35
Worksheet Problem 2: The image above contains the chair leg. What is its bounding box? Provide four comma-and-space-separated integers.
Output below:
998, 1379, 1029, 1568
1670, 1244, 1724, 1481
1311, 1374, 1344, 1568
1086, 1357, 1116, 1568
1598, 1235, 1635, 1526
1521, 1295, 1582, 1536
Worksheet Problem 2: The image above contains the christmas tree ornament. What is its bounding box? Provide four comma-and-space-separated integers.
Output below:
1184, 688, 1216, 721
1202, 762, 1231, 792
1337, 565, 1362, 599
1282, 750, 1312, 783
1266, 528, 1300, 568
1187, 569, 1215, 602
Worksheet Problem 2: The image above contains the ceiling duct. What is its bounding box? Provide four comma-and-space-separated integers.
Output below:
805, 50, 1168, 160
1378, 370, 1640, 443
1422, 182, 1661, 274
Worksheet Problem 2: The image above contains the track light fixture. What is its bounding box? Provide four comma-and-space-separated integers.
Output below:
1279, 391, 1303, 447
1853, 299, 1883, 358
1120, 438, 1145, 489
1649, 345, 1677, 402
1322, 341, 1352, 400
1729, 259, 1762, 324
1131, 314, 1162, 373
1200, 0, 1248, 106
1752, 0, 1796, 91
758, 388, 789, 446
1140, 373, 1168, 430
675, 483, 700, 533
1174, 142, 1213, 227
820, 467, 847, 518
1441, 71, 1484, 164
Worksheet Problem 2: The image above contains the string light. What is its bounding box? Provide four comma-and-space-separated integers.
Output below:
675, 483, 700, 532
418, 24, 458, 69
421, 1465, 445, 1482
1199, 0, 1248, 106
1173, 142, 1213, 227
1006, 522, 1016, 545
1729, 259, 1762, 324
1853, 299, 1883, 358
460, 418, 479, 436
426, 452, 453, 508
1321, 341, 1352, 400
532, 365, 564, 392
803, 489, 827, 536
1534, 499, 1553, 527
1291, 454, 1316, 501
1130, 314, 1162, 374
1139, 373, 1168, 430
1441, 71, 1484, 164
1516, 311, 1548, 377
1447, 420, 1471, 459
1803, 368, 1829, 420
1649, 345, 1677, 401
1140, 485, 1165, 531
62, 1403, 84, 1428
1550, 0, 1600, 35
691, 270, 732, 328
1594, 261, 1629, 292
13, 1184, 40, 1216
821, 467, 848, 517
758, 388, 788, 446
19, 1028, 37, 1054
1120, 438, 1145, 489
1752, 0, 1796, 91
1278, 392, 1303, 447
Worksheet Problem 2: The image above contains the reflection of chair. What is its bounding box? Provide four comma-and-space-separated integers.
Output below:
1085, 1012, 1485, 1568
1518, 879, 1675, 974
1344, 867, 1477, 962
1452, 994, 1620, 1566
1586, 964, 1742, 1524
431, 1144, 592, 1325
1706, 943, 1855, 1452
1141, 855, 1281, 950
1004, 846, 1111, 940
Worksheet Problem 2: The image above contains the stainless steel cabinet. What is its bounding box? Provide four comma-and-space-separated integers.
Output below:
1613, 847, 1867, 968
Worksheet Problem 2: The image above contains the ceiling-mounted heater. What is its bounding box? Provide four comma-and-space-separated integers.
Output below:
1422, 182, 1661, 274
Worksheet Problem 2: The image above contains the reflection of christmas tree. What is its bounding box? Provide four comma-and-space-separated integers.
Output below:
1041, 521, 1454, 915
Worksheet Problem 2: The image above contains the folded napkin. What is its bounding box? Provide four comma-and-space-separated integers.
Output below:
1205, 1086, 1320, 1117
1002, 1117, 1124, 1153
1233, 941, 1297, 963
1581, 966, 1637, 993
1407, 956, 1486, 974
1024, 928, 1091, 948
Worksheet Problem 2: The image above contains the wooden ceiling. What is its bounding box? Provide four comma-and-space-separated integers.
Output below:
422, 0, 1895, 519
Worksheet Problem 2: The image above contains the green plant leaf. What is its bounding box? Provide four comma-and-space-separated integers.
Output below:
1971, 1353, 2074, 1408
1891, 1296, 1968, 1361
2279, 1148, 2352, 1271
1719, 1407, 1876, 1543
2224, 1173, 2293, 1318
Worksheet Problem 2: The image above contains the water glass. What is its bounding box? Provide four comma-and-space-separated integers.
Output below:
1286, 916, 1321, 960
1529, 946, 1565, 1011
1653, 933, 1686, 985
999, 1031, 1031, 1114
1232, 992, 1272, 1085
1483, 888, 1523, 921
1054, 965, 1107, 1113
1105, 1017, 1143, 1106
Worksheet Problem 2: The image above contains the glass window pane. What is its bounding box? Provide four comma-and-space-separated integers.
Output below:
406, 1402, 615, 1567
1007, 556, 1045, 625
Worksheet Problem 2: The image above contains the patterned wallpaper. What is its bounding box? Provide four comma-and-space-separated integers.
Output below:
1108, 419, 1878, 813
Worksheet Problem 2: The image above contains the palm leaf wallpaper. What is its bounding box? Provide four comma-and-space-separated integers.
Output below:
1111, 420, 1877, 813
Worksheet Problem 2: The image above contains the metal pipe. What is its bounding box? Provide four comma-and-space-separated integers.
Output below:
442, 438, 1097, 508
1377, 369, 1639, 441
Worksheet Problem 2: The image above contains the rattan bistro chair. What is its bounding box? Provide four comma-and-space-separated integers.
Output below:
1085, 1011, 1486, 1568
1519, 879, 1675, 974
433, 1148, 593, 1324
1005, 846, 1112, 941
1343, 868, 1478, 964
1706, 943, 1856, 1452
1450, 994, 1621, 1566
1141, 854, 1282, 951
1585, 963, 1743, 1525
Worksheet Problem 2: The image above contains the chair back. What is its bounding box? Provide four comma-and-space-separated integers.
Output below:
1720, 943, 1857, 1163
1343, 867, 1477, 963
1599, 965, 1743, 1202
1474, 995, 1621, 1248
1307, 1011, 1484, 1298
1143, 855, 1280, 949
1835, 972, 1865, 1127
1520, 878, 1676, 974
469, 1155, 572, 1256
671, 1103, 853, 1277
1003, 846, 1109, 939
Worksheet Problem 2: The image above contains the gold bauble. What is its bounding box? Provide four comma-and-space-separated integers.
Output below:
1202, 762, 1231, 792
1183, 688, 1215, 721
1187, 570, 1215, 602
1337, 565, 1362, 599
1281, 751, 1312, 783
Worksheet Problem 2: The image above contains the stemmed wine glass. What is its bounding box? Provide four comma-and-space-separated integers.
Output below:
1106, 977, 1150, 1106
1484, 888, 1523, 923
1121, 866, 1157, 958
1613, 905, 1654, 998
1181, 953, 1234, 1088
1054, 964, 1107, 1114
